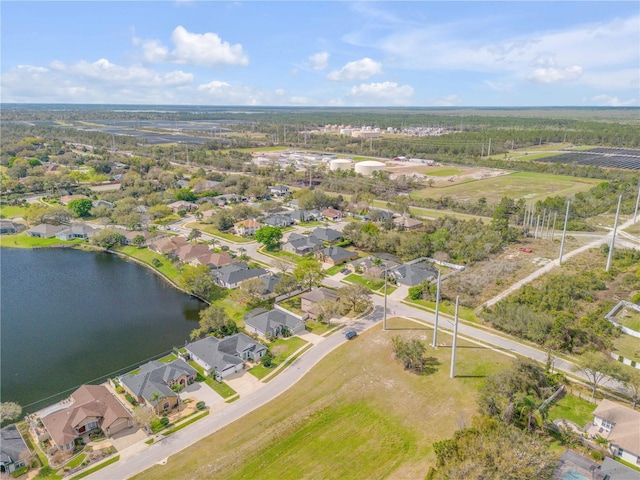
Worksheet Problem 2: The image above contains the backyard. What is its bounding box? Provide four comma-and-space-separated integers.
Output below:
248, 336, 308, 380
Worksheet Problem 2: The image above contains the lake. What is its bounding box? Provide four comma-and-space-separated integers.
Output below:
0, 247, 205, 413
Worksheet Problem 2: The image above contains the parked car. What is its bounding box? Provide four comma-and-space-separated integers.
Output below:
345, 330, 358, 340
340, 268, 350, 274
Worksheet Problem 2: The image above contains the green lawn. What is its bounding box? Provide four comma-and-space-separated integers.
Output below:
218, 297, 249, 324
324, 264, 345, 275
547, 394, 596, 428
297, 221, 326, 227
420, 167, 464, 177
157, 353, 178, 363
343, 273, 384, 291
188, 361, 237, 398
249, 336, 308, 380
0, 205, 28, 218
615, 309, 640, 332
612, 333, 640, 362
116, 246, 183, 285
69, 455, 120, 480
133, 318, 513, 480
64, 453, 87, 469
304, 320, 334, 335
278, 296, 305, 316
411, 171, 600, 204
406, 298, 481, 324
0, 233, 84, 248
264, 249, 304, 264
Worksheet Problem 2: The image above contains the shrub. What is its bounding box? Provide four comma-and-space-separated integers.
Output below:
160, 417, 170, 426
196, 401, 206, 410
115, 385, 124, 394
151, 258, 162, 268
125, 393, 137, 406
35, 466, 54, 478
11, 466, 29, 478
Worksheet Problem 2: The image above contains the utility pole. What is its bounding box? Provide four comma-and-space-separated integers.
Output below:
383, 261, 388, 330
634, 181, 640, 224
606, 195, 622, 272
487, 138, 491, 157
449, 296, 460, 379
432, 269, 441, 348
551, 212, 557, 241
559, 201, 570, 265
534, 215, 540, 239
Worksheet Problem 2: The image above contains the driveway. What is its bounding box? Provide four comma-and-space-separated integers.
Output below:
180, 381, 224, 408
225, 371, 261, 397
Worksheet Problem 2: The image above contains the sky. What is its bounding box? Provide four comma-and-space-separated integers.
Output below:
1, 1, 639, 107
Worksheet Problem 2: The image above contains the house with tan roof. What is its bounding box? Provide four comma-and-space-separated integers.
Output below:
233, 219, 262, 237
589, 399, 640, 466
321, 207, 342, 221
167, 200, 198, 213
189, 251, 236, 269
301, 287, 340, 320
148, 236, 189, 255
38, 385, 133, 454
173, 243, 211, 262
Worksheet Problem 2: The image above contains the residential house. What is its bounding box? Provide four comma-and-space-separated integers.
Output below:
261, 214, 294, 228
316, 246, 359, 266
390, 261, 438, 286
120, 230, 155, 246
0, 220, 25, 234
190, 251, 236, 270
185, 333, 267, 380
212, 194, 245, 206
393, 215, 423, 230
311, 227, 342, 243
172, 243, 211, 263
589, 399, 640, 466
595, 457, 640, 480
120, 359, 197, 415
289, 209, 323, 224
59, 194, 89, 206
259, 273, 282, 299
348, 254, 402, 276
148, 236, 189, 255
167, 201, 198, 213
282, 232, 324, 255
362, 209, 393, 222
38, 385, 133, 453
55, 223, 96, 240
25, 223, 68, 238
321, 207, 342, 222
301, 287, 340, 320
244, 307, 306, 339
0, 425, 30, 474
269, 185, 290, 196
234, 219, 262, 237
212, 262, 268, 289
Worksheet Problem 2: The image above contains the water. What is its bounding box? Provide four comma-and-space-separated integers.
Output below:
0, 248, 205, 412
561, 470, 588, 480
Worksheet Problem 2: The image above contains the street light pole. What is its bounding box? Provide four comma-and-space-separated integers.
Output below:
383, 261, 388, 330
432, 269, 441, 348
450, 296, 460, 379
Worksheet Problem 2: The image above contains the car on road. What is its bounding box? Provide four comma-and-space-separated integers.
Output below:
345, 330, 358, 340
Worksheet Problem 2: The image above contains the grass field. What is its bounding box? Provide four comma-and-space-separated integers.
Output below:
191, 222, 254, 243
132, 317, 513, 480
249, 336, 308, 379
547, 394, 596, 428
0, 205, 28, 218
412, 172, 600, 204
612, 333, 640, 362
116, 246, 183, 285
0, 233, 83, 248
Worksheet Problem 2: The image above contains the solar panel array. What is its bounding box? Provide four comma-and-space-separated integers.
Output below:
539, 148, 640, 170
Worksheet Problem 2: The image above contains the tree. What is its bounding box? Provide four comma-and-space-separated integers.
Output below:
338, 283, 373, 314
314, 298, 343, 324
132, 405, 155, 431
620, 369, 640, 409
191, 304, 237, 340
274, 274, 299, 295
391, 336, 439, 375
0, 402, 22, 423
68, 198, 94, 218
174, 188, 196, 202
132, 234, 146, 247
91, 229, 126, 249
574, 352, 625, 398
293, 258, 324, 290
180, 264, 218, 300
272, 257, 293, 275
234, 277, 267, 308
187, 228, 202, 242
254, 226, 283, 251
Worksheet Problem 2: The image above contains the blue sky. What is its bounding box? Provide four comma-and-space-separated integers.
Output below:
1, 1, 638, 106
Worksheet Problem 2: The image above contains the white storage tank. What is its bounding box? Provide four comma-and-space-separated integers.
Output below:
355, 160, 386, 176
330, 159, 353, 171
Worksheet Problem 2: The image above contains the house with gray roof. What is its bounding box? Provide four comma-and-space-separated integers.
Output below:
261, 214, 294, 228
259, 273, 282, 299
348, 254, 402, 277
269, 185, 290, 196
316, 246, 359, 266
282, 232, 324, 255
120, 359, 196, 415
311, 227, 342, 243
212, 262, 268, 289
212, 194, 246, 206
167, 200, 198, 213
301, 287, 340, 320
185, 333, 267, 380
244, 307, 306, 339
0, 425, 30, 474
25, 223, 68, 238
55, 223, 96, 241
390, 261, 438, 286
192, 180, 221, 194
289, 209, 322, 223
0, 220, 25, 235
92, 199, 114, 209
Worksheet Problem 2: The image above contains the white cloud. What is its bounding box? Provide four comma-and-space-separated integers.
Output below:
309, 52, 329, 71
1, 60, 193, 103
135, 26, 248, 67
528, 65, 582, 84
590, 95, 638, 106
346, 81, 414, 105
435, 94, 462, 106
327, 58, 382, 81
